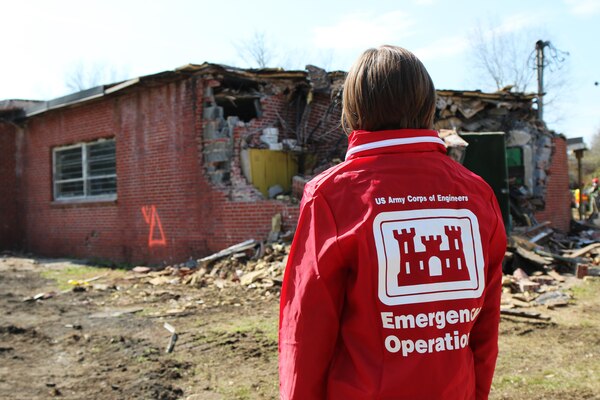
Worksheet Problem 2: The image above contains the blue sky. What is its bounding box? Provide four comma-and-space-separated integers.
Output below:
2, 0, 599, 142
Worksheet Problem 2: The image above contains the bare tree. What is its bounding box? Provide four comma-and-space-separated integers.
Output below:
469, 21, 570, 125
235, 31, 276, 69
470, 22, 536, 92
65, 61, 128, 92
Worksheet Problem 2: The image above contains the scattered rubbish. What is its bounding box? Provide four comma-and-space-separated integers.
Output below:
534, 291, 571, 307
132, 266, 151, 273
91, 283, 114, 291
68, 279, 90, 286
163, 322, 178, 353
149, 276, 176, 286
22, 291, 57, 302
184, 258, 198, 269
198, 239, 258, 266
498, 218, 600, 320
500, 308, 551, 321
130, 240, 290, 291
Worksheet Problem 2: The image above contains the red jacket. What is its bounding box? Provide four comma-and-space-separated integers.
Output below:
279, 129, 506, 400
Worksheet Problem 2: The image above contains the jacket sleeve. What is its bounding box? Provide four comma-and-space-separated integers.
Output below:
470, 195, 506, 399
279, 190, 346, 400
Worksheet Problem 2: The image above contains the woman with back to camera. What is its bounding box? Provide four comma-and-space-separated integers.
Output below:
279, 45, 506, 400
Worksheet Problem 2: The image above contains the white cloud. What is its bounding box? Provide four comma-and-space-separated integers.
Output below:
565, 0, 600, 16
414, 36, 469, 61
312, 11, 416, 50
495, 13, 538, 34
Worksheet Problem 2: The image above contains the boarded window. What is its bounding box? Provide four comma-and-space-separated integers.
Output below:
53, 139, 117, 200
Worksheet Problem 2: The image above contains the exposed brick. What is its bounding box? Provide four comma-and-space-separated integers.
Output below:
535, 137, 571, 232
0, 73, 573, 264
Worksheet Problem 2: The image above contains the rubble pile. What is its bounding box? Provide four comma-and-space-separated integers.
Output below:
501, 220, 600, 320
129, 241, 291, 291
435, 88, 556, 225
125, 218, 600, 318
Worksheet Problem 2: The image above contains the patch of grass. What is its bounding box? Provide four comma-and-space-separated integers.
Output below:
205, 315, 278, 342
86, 257, 136, 270
495, 374, 526, 388
134, 347, 160, 364
231, 386, 252, 399
578, 318, 596, 328
40, 264, 122, 290
571, 279, 600, 300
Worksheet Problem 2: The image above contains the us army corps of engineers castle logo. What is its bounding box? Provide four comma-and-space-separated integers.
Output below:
373, 209, 485, 305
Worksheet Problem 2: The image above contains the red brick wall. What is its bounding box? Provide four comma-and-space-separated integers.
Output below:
12, 77, 302, 265
0, 122, 21, 250
535, 137, 571, 232
20, 80, 209, 265
204, 190, 300, 251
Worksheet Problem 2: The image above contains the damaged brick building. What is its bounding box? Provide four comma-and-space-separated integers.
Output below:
0, 64, 570, 264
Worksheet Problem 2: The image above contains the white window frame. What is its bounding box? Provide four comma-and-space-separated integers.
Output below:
52, 138, 117, 202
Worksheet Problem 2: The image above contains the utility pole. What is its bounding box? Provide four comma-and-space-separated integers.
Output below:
535, 40, 549, 122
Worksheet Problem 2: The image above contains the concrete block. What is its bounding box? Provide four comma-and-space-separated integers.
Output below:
204, 141, 231, 163
203, 106, 224, 120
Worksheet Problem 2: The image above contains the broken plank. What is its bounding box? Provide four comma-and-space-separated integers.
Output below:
198, 239, 258, 264
564, 242, 600, 259
529, 229, 553, 244
534, 249, 584, 265
547, 270, 566, 282
516, 246, 551, 266
500, 308, 551, 320
523, 221, 552, 234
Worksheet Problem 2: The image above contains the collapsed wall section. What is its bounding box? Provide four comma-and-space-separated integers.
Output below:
435, 89, 562, 226
197, 74, 304, 249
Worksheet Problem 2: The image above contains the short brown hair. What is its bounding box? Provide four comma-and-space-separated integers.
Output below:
341, 45, 436, 133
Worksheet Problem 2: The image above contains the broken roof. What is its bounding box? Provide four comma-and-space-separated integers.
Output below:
3, 63, 539, 120
17, 63, 342, 118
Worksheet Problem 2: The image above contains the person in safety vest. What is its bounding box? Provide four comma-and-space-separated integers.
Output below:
279, 45, 506, 400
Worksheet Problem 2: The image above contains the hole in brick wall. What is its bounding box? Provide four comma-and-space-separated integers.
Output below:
215, 96, 262, 122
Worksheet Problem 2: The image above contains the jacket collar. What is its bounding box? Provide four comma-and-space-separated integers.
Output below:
345, 129, 446, 160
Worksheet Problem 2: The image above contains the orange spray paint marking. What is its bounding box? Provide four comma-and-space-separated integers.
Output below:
141, 205, 167, 247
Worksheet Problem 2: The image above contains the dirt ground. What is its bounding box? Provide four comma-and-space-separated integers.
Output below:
1, 255, 599, 400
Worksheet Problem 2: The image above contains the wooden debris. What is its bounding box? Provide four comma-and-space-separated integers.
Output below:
535, 249, 583, 265
534, 291, 570, 307
198, 239, 257, 266
530, 230, 553, 244
547, 270, 566, 282
564, 242, 600, 259
500, 308, 551, 321
516, 247, 551, 267
163, 322, 178, 353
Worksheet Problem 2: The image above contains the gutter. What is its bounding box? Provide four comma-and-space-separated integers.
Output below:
25, 77, 141, 117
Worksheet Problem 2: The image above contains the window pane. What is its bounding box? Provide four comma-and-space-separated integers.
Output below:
88, 176, 116, 196
56, 180, 84, 198
88, 141, 116, 177
55, 147, 83, 180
